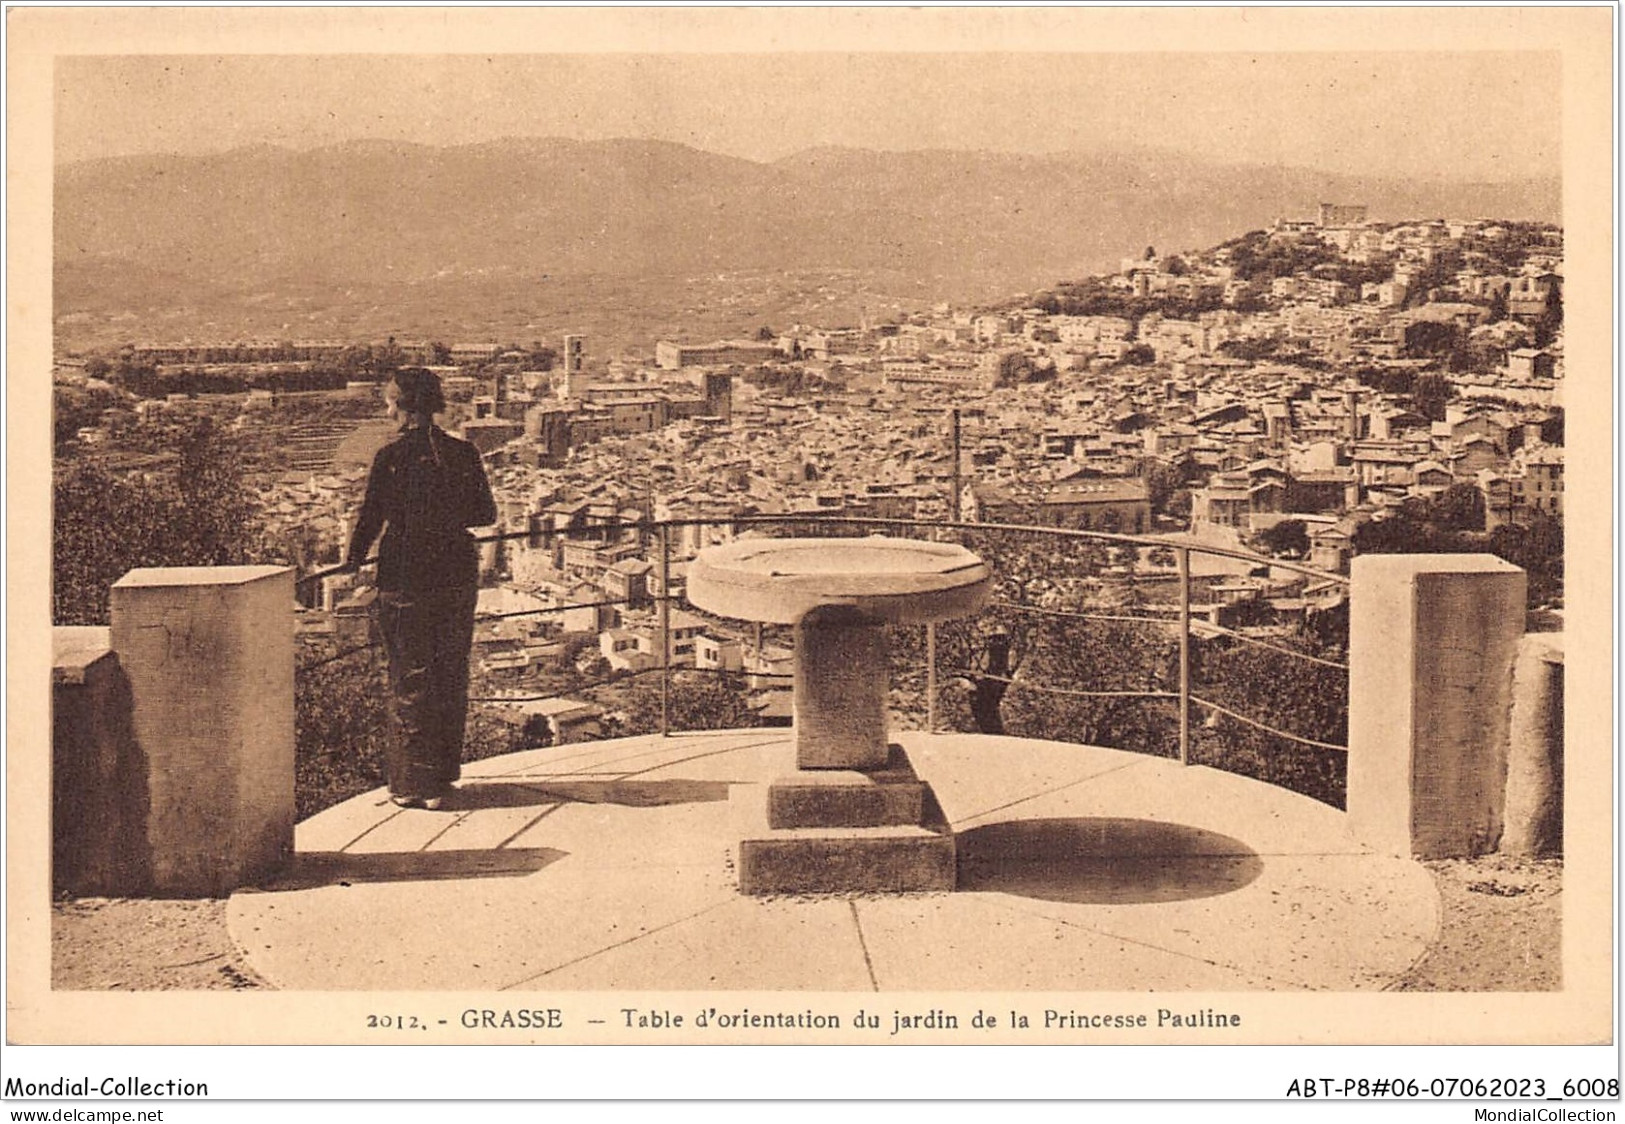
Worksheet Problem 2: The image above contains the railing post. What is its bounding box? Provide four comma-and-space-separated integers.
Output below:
926, 622, 938, 733
1177, 545, 1190, 766
658, 523, 671, 737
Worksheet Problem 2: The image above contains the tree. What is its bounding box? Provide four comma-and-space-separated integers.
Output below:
1430, 483, 1486, 533
174, 417, 264, 563
621, 673, 756, 735
1191, 633, 1349, 808
1115, 344, 1155, 367
1541, 410, 1565, 446
1256, 519, 1309, 557
1534, 286, 1564, 348
999, 617, 1179, 758
1404, 320, 1462, 359
516, 714, 555, 751
1352, 508, 1433, 556
1218, 337, 1284, 363
1348, 496, 1559, 609
53, 384, 124, 449
374, 337, 406, 375
915, 523, 1353, 807
1488, 516, 1564, 608
993, 352, 1033, 387
1411, 373, 1451, 422
755, 326, 776, 341
1453, 335, 1504, 375
53, 417, 265, 624
108, 358, 159, 398
555, 634, 600, 677
294, 647, 393, 820
1143, 461, 1189, 517
337, 344, 372, 378
1163, 487, 1192, 523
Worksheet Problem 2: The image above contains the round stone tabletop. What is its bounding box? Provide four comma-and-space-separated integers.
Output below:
686, 536, 991, 625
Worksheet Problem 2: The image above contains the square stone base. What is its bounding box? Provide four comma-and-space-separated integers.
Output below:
767, 744, 926, 828
739, 824, 956, 895
737, 744, 954, 894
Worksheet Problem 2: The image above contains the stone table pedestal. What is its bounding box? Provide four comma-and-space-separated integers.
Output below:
687, 537, 990, 893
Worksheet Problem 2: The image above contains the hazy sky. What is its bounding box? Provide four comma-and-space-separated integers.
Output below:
56, 52, 1560, 181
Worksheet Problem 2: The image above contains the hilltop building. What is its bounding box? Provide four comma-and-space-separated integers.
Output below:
656, 340, 779, 370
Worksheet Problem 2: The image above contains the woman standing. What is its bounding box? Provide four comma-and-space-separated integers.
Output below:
344, 368, 497, 809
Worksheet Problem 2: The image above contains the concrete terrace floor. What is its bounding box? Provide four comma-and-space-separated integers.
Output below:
228, 730, 1440, 991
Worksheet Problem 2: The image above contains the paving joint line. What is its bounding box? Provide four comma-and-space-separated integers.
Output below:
610, 741, 785, 781
492, 803, 566, 850
981, 894, 1321, 991
848, 900, 880, 992
419, 810, 476, 851
954, 757, 1153, 827
481, 732, 785, 780
497, 899, 734, 991
1379, 872, 1449, 991
337, 806, 407, 853
484, 744, 657, 778
478, 731, 752, 775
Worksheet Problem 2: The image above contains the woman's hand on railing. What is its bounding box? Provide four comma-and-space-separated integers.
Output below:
297, 555, 377, 588
302, 564, 349, 587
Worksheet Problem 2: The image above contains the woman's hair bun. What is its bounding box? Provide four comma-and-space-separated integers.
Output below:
391, 367, 447, 415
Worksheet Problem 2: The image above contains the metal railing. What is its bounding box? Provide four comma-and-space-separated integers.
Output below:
294, 513, 1351, 803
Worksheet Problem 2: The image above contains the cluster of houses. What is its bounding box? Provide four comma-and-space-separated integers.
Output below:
59, 204, 1565, 743
1178, 383, 1561, 568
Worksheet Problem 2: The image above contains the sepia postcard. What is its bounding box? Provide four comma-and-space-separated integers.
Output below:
4, 5, 1615, 1099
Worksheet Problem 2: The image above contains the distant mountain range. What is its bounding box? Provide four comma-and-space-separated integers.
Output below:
54, 137, 1559, 339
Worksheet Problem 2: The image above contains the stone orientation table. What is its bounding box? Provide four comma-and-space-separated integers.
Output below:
687, 537, 991, 893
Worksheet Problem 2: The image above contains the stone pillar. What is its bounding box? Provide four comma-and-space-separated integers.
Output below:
792, 605, 890, 769
1347, 554, 1526, 858
110, 565, 295, 895
52, 627, 148, 896
1502, 633, 1563, 857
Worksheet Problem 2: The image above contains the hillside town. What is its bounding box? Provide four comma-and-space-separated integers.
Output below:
53, 207, 1565, 738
